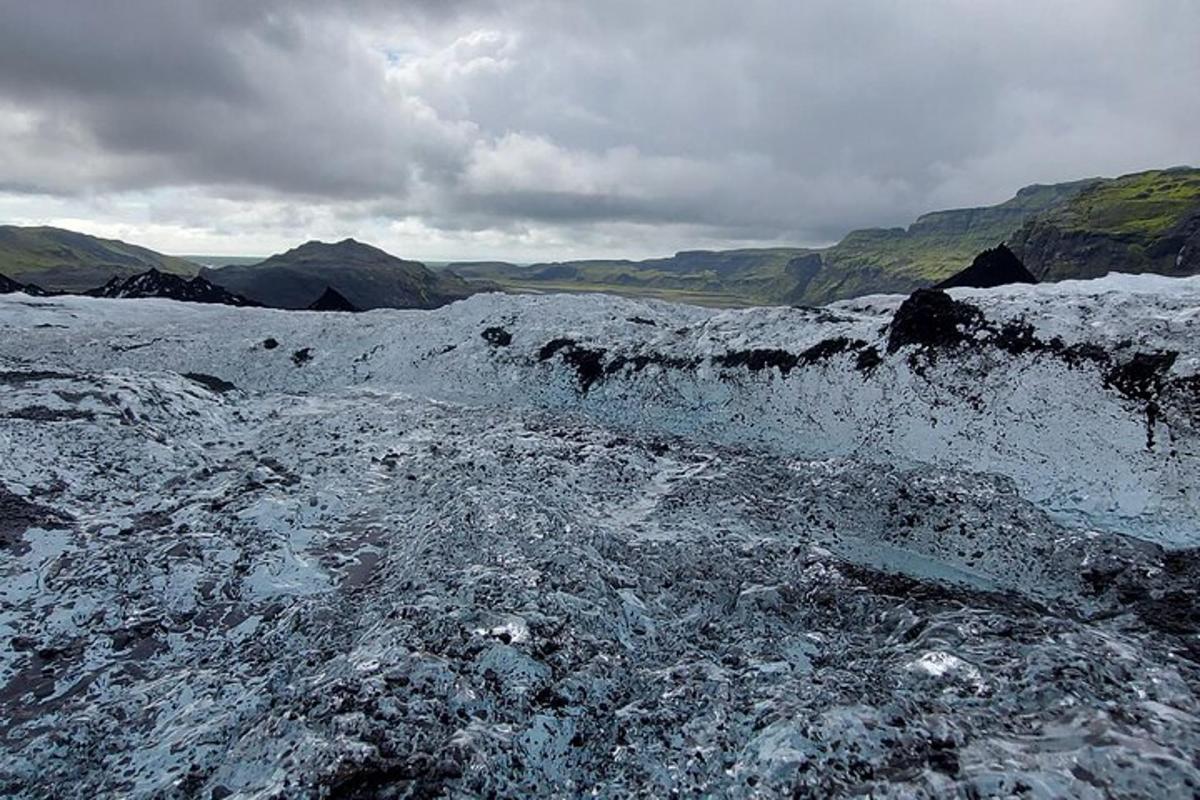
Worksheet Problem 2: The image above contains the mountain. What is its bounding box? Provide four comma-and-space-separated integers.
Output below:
203, 239, 484, 310
4, 276, 1200, 796
1009, 167, 1200, 280
442, 183, 1093, 305
789, 180, 1099, 303
87, 268, 260, 306
933, 243, 1037, 290
446, 168, 1200, 306
306, 285, 359, 312
0, 225, 198, 291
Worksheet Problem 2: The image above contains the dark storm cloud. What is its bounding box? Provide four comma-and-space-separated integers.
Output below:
0, 0, 1197, 250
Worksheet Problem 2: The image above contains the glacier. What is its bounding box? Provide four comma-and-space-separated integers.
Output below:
1, 273, 1198, 798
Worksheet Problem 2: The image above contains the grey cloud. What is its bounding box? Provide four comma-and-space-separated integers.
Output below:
0, 0, 1196, 253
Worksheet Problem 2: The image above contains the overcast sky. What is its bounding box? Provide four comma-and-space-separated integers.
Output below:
0, 1, 1197, 261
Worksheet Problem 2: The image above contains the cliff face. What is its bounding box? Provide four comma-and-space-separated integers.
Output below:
1009, 168, 1200, 281
1011, 211, 1200, 281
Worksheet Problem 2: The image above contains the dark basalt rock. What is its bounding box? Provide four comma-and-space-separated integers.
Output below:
539, 337, 697, 392
0, 273, 50, 296
0, 370, 73, 385
934, 243, 1037, 290
183, 372, 237, 393
855, 346, 883, 373
306, 286, 359, 313
714, 338, 872, 377
3, 406, 95, 422
262, 338, 279, 350
887, 289, 984, 354
88, 269, 260, 307
561, 347, 607, 392
605, 352, 701, 375
292, 348, 313, 366
713, 348, 800, 375
798, 337, 869, 365
481, 327, 512, 347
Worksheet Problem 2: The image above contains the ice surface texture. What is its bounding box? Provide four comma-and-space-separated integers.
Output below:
1, 274, 1198, 797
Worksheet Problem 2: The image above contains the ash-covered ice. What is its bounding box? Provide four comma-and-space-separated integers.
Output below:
2, 276, 1199, 797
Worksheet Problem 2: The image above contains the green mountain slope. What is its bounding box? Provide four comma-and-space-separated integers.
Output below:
444, 178, 1102, 306
798, 179, 1099, 303
203, 239, 485, 310
0, 226, 198, 291
1009, 168, 1200, 280
446, 168, 1200, 306
5, 166, 1196, 308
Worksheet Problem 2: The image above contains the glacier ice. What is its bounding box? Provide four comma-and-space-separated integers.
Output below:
1, 275, 1198, 797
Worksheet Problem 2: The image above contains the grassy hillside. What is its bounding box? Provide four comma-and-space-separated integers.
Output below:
1009, 168, 1200, 281
204, 239, 485, 310
448, 169, 1199, 306
1029, 168, 1200, 236
449, 248, 814, 305
5, 167, 1196, 306
0, 226, 198, 291
443, 182, 1093, 306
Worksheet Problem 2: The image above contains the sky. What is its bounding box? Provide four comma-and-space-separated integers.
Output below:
0, 0, 1197, 262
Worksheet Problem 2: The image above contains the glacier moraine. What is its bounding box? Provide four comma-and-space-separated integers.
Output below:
1, 275, 1199, 798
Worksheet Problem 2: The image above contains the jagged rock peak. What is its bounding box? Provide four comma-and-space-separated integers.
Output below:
88, 269, 260, 307
306, 285, 359, 312
935, 243, 1038, 290
0, 272, 49, 296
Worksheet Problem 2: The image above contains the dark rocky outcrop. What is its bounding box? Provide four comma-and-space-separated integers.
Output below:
1009, 215, 1200, 282
0, 273, 49, 296
87, 269, 260, 307
306, 286, 359, 313
713, 348, 800, 375
887, 289, 984, 354
0, 273, 22, 293
934, 244, 1037, 290
183, 373, 238, 393
1009, 168, 1200, 281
